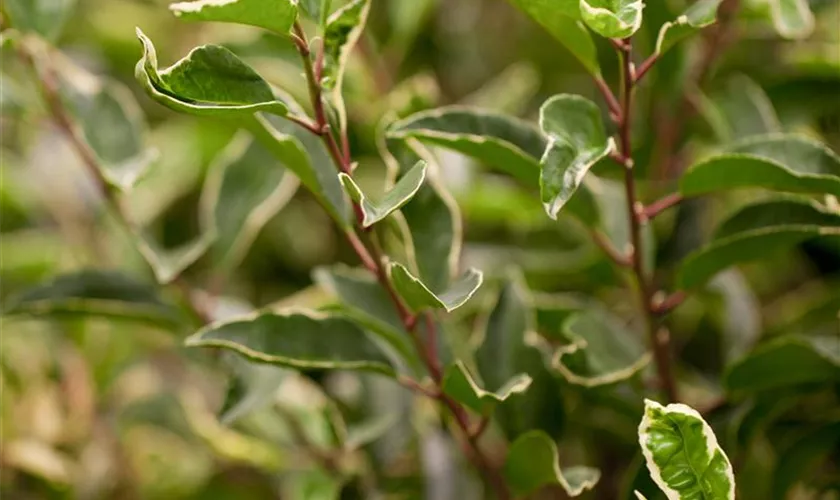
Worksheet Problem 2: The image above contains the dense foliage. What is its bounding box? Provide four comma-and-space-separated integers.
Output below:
2, 0, 839, 498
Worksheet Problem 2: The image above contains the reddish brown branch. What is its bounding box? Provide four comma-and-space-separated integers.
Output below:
641, 192, 684, 220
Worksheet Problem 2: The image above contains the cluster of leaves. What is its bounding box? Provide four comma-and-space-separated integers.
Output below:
2, 0, 839, 498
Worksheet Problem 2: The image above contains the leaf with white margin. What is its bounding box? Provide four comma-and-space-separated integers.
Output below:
539, 94, 615, 219
580, 0, 644, 39
339, 161, 427, 228
133, 229, 217, 284
552, 309, 650, 387
186, 310, 397, 375
389, 262, 483, 313
768, 0, 814, 40
656, 0, 722, 56
200, 132, 299, 270
169, 0, 298, 35
135, 28, 288, 117
638, 399, 735, 499
634, 491, 648, 499
504, 430, 600, 497
441, 360, 532, 415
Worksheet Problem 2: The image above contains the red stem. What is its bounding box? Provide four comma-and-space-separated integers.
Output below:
641, 192, 684, 221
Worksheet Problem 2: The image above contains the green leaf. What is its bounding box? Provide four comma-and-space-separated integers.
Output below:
387, 107, 546, 185
3, 270, 180, 326
169, 0, 298, 35
724, 335, 840, 392
244, 113, 351, 228
580, 0, 644, 39
676, 198, 840, 289
133, 230, 216, 285
504, 0, 600, 75
200, 133, 299, 270
322, 0, 370, 135
768, 0, 814, 39
339, 161, 427, 228
135, 28, 288, 117
3, 0, 76, 41
655, 0, 722, 56
539, 94, 615, 219
504, 430, 600, 497
186, 310, 397, 375
299, 0, 333, 27
771, 421, 840, 500
441, 360, 532, 415
59, 74, 156, 191
219, 353, 289, 425
707, 74, 780, 142
638, 399, 735, 500
552, 309, 650, 387
680, 134, 840, 198
389, 262, 482, 313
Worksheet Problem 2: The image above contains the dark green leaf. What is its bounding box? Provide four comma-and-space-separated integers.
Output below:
539, 94, 615, 219
299, 0, 333, 27
169, 0, 298, 35
441, 361, 532, 415
339, 161, 427, 227
389, 262, 482, 312
4, 0, 76, 41
772, 421, 840, 500
552, 309, 650, 387
186, 310, 397, 375
3, 270, 180, 326
135, 28, 288, 117
680, 134, 840, 198
639, 399, 735, 499
655, 0, 722, 56
724, 335, 840, 392
580, 0, 643, 38
676, 198, 840, 289
708, 75, 781, 142
504, 430, 600, 497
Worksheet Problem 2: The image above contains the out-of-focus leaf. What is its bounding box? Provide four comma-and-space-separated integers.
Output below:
676, 198, 840, 289
219, 352, 289, 425
3, 270, 180, 326
771, 421, 840, 500
680, 134, 840, 197
655, 0, 722, 56
768, 0, 814, 39
345, 412, 398, 450
441, 360, 532, 415
461, 62, 541, 114
710, 75, 781, 142
133, 229, 216, 285
339, 161, 426, 227
389, 262, 482, 313
708, 270, 761, 362
475, 276, 565, 439
552, 309, 650, 387
322, 0, 370, 135
169, 0, 298, 34
503, 430, 600, 497
724, 335, 840, 392
580, 0, 643, 38
504, 0, 600, 75
281, 469, 342, 500
539, 94, 615, 219
387, 107, 546, 185
299, 0, 333, 27
186, 310, 397, 375
135, 29, 288, 117
638, 399, 735, 500
4, 0, 76, 41
200, 132, 299, 270
245, 113, 350, 228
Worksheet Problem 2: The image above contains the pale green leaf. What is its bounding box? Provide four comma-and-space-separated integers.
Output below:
680, 134, 840, 198
339, 161, 427, 227
201, 132, 299, 270
389, 262, 482, 313
3, 0, 76, 41
539, 94, 615, 219
724, 335, 840, 392
135, 28, 288, 117
580, 0, 644, 39
387, 107, 546, 185
169, 0, 298, 34
3, 270, 181, 326
638, 399, 735, 499
504, 0, 601, 75
677, 198, 840, 289
186, 310, 396, 375
552, 309, 650, 386
768, 0, 814, 39
441, 360, 532, 415
656, 0, 722, 56
504, 430, 600, 497
708, 74, 780, 142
